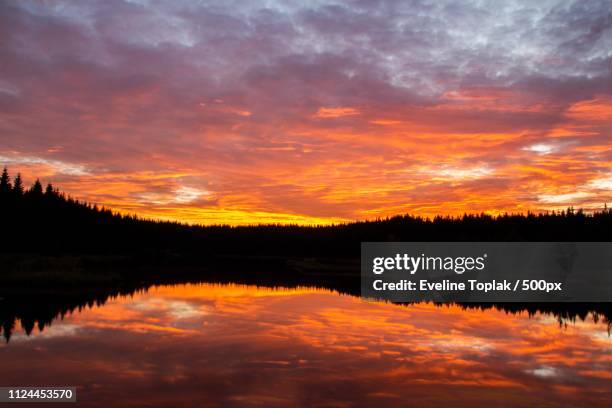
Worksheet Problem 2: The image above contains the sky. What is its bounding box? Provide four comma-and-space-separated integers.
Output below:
1, 0, 612, 225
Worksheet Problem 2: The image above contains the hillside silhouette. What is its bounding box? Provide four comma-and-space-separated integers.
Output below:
1, 167, 611, 260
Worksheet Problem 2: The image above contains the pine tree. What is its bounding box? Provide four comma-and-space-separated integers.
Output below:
45, 183, 55, 196
0, 167, 11, 193
13, 173, 24, 196
30, 179, 43, 196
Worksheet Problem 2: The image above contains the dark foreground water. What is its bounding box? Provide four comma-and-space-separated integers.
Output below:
1, 283, 611, 407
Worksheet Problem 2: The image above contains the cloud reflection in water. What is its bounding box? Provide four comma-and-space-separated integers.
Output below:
1, 283, 611, 407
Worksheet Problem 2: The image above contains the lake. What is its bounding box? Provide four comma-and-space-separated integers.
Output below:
1, 283, 611, 407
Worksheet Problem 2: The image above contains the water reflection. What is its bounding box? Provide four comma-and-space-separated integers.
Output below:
1, 283, 611, 407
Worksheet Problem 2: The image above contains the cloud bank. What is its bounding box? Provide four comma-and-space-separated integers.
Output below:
1, 0, 611, 224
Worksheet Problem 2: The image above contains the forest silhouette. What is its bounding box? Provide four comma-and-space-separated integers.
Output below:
1, 167, 611, 258
1, 167, 611, 342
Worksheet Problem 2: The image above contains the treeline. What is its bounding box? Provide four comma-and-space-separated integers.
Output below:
1, 167, 611, 257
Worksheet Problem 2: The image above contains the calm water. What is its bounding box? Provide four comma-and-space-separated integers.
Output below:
2, 283, 611, 407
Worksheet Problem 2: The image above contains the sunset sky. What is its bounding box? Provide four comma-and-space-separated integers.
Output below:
1, 0, 612, 225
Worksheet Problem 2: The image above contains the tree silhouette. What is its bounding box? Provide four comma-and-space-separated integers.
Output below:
45, 183, 55, 196
12, 173, 23, 196
0, 167, 11, 193
29, 179, 43, 196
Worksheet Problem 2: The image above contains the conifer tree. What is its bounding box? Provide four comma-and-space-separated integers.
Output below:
12, 174, 24, 196
45, 183, 55, 196
30, 179, 43, 196
0, 167, 11, 193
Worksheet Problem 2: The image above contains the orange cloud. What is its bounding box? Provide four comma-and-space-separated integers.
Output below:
565, 96, 612, 121
2, 1, 612, 225
314, 107, 360, 118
